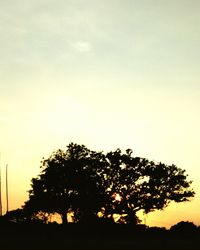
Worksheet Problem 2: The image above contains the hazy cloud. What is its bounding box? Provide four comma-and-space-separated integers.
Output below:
72, 41, 92, 52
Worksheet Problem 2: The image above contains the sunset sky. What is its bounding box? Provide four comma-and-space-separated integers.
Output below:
0, 0, 200, 228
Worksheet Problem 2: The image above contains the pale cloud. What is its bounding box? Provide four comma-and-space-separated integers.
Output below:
72, 41, 92, 52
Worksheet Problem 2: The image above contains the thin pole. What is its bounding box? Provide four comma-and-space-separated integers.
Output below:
6, 164, 9, 214
0, 154, 2, 216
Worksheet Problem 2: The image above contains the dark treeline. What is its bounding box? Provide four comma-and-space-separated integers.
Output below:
0, 218, 200, 250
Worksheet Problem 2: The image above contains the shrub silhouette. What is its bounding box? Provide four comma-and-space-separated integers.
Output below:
170, 221, 198, 234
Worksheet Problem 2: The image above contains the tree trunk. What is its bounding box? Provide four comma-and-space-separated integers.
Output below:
61, 211, 68, 224
126, 207, 139, 224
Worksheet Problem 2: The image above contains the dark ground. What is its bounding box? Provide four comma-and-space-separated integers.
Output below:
0, 221, 199, 250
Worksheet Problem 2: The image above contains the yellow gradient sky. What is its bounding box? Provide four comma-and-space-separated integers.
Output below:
0, 0, 200, 228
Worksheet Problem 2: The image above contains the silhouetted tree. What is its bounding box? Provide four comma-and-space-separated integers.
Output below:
101, 149, 195, 224
24, 143, 194, 225
24, 143, 108, 224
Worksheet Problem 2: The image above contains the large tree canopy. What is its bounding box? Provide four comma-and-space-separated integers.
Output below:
103, 149, 194, 223
24, 143, 195, 224
24, 143, 107, 223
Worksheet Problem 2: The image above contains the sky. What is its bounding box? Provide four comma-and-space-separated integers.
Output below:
0, 0, 200, 228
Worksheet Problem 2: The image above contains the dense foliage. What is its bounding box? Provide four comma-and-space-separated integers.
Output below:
24, 143, 194, 224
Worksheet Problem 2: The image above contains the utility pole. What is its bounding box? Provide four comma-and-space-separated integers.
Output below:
0, 153, 2, 216
6, 164, 9, 214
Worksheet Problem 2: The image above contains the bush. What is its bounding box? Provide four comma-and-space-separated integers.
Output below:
170, 221, 198, 235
